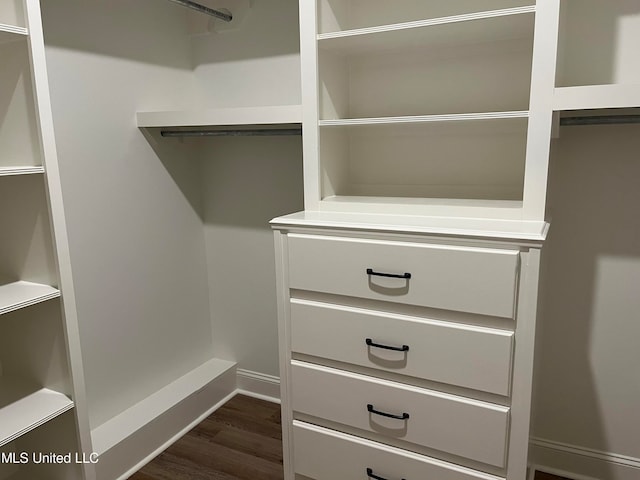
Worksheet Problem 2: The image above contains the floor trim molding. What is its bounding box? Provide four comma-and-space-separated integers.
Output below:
236, 369, 281, 404
530, 436, 640, 480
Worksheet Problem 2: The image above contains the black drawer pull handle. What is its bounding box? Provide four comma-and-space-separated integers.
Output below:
367, 404, 410, 420
366, 268, 411, 279
366, 468, 406, 480
366, 338, 409, 352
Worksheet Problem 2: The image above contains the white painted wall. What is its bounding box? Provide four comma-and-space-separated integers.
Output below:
192, 0, 303, 377
201, 136, 303, 377
191, 0, 301, 108
533, 124, 640, 475
41, 0, 216, 430
41, 0, 303, 430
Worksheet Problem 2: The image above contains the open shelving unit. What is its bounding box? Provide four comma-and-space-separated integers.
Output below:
301, 0, 553, 222
0, 0, 91, 478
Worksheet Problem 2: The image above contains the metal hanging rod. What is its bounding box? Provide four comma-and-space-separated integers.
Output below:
560, 115, 640, 126
161, 128, 302, 138
166, 0, 232, 22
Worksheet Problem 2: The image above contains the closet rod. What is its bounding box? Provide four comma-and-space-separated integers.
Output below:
166, 0, 232, 21
161, 128, 302, 137
560, 115, 640, 126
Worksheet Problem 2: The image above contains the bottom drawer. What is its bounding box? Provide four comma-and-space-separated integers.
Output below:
293, 421, 502, 480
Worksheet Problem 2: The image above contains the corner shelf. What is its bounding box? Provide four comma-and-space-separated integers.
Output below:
0, 380, 73, 448
0, 23, 28, 44
0, 281, 60, 316
136, 105, 302, 129
317, 6, 535, 54
0, 166, 45, 177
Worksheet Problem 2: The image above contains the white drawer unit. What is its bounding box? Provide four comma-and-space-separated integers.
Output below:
288, 234, 519, 319
273, 217, 544, 480
290, 299, 514, 395
293, 421, 504, 480
291, 361, 510, 467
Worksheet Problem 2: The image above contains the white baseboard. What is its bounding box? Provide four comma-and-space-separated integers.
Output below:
236, 369, 281, 404
530, 437, 640, 480
93, 360, 237, 480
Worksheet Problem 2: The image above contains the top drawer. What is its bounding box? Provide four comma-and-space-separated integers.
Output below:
288, 234, 519, 318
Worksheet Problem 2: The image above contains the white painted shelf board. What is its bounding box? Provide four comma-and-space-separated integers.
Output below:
0, 381, 74, 448
319, 111, 529, 128
318, 7, 535, 55
136, 105, 302, 128
0, 281, 60, 316
0, 166, 45, 177
554, 84, 640, 111
271, 211, 548, 242
91, 357, 236, 455
0, 23, 28, 44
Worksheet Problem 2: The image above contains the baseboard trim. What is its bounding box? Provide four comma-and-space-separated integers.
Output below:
93, 360, 237, 480
236, 369, 281, 403
530, 437, 640, 480
116, 389, 237, 480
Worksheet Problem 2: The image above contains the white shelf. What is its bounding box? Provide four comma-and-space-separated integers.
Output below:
319, 111, 529, 127
554, 84, 640, 111
0, 381, 74, 448
317, 6, 535, 55
0, 166, 45, 177
0, 23, 28, 44
0, 281, 60, 316
136, 105, 302, 128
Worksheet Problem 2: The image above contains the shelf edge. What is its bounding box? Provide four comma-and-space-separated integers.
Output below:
317, 6, 536, 41
319, 111, 529, 127
0, 166, 45, 176
554, 84, 640, 111
0, 23, 28, 37
0, 281, 61, 316
0, 388, 74, 449
136, 105, 303, 128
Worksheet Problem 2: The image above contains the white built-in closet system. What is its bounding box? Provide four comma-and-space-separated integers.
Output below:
0, 0, 638, 479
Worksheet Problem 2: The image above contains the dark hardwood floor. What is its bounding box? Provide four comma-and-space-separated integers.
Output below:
129, 395, 568, 480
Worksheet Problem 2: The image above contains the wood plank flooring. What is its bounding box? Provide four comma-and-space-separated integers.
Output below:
129, 395, 569, 480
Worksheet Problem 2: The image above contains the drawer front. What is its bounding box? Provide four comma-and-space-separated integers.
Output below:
287, 234, 519, 318
293, 421, 502, 480
290, 299, 513, 396
291, 361, 509, 468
